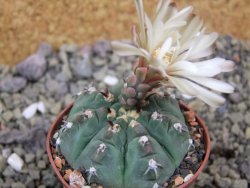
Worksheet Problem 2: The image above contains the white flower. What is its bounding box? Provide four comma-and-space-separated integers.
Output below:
111, 0, 234, 107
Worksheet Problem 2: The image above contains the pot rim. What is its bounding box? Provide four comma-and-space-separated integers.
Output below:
46, 102, 211, 188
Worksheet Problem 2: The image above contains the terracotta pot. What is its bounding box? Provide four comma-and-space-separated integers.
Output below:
46, 102, 211, 188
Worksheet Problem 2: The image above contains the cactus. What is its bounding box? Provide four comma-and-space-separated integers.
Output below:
58, 82, 190, 188
54, 0, 234, 187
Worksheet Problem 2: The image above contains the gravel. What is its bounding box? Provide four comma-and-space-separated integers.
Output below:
0, 36, 249, 187
0, 76, 27, 93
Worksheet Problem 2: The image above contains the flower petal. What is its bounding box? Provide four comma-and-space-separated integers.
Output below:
134, 0, 146, 47
165, 6, 193, 30
187, 33, 218, 59
168, 60, 198, 73
195, 58, 235, 75
111, 41, 148, 58
154, 0, 171, 22
170, 58, 235, 77
180, 16, 203, 45
185, 76, 234, 93
168, 76, 225, 107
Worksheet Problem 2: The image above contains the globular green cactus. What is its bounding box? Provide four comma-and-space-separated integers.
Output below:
52, 0, 235, 186
58, 80, 190, 188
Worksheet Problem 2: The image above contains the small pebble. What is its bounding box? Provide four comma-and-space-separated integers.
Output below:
25, 153, 35, 163
104, 75, 119, 86
37, 160, 46, 169
245, 127, 250, 139
183, 174, 194, 182
7, 153, 24, 172
174, 176, 184, 186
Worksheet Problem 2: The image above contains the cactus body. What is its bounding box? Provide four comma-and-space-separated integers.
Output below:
59, 89, 190, 188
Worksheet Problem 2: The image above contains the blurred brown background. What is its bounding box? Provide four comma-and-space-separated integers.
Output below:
0, 0, 249, 66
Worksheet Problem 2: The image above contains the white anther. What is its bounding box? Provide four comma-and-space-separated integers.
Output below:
97, 143, 107, 153
86, 167, 97, 182
84, 110, 93, 119
139, 136, 149, 146
108, 124, 121, 133
66, 122, 73, 129
144, 159, 162, 178
151, 111, 163, 122
152, 183, 160, 188
129, 120, 140, 128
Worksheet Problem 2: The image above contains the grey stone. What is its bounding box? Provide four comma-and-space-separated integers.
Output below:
13, 147, 25, 157
0, 76, 27, 93
25, 153, 35, 163
233, 179, 248, 188
37, 160, 46, 169
70, 83, 78, 95
245, 127, 250, 139
29, 170, 40, 180
229, 92, 242, 103
2, 178, 12, 188
36, 149, 44, 161
2, 110, 14, 121
48, 57, 59, 67
3, 166, 15, 177
229, 112, 244, 124
215, 174, 232, 188
0, 100, 4, 114
208, 164, 220, 175
45, 79, 68, 98
11, 182, 26, 188
37, 185, 46, 188
0, 154, 5, 172
93, 66, 107, 81
13, 108, 22, 119
71, 58, 93, 78
196, 172, 213, 187
50, 102, 62, 115
2, 148, 11, 158
228, 169, 240, 179
92, 57, 107, 66
37, 42, 53, 57
110, 53, 121, 65
240, 160, 250, 182
42, 172, 57, 186
60, 44, 78, 53
219, 165, 230, 177
16, 53, 47, 81
244, 112, 250, 124
25, 177, 35, 188
92, 40, 111, 58
231, 124, 240, 135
